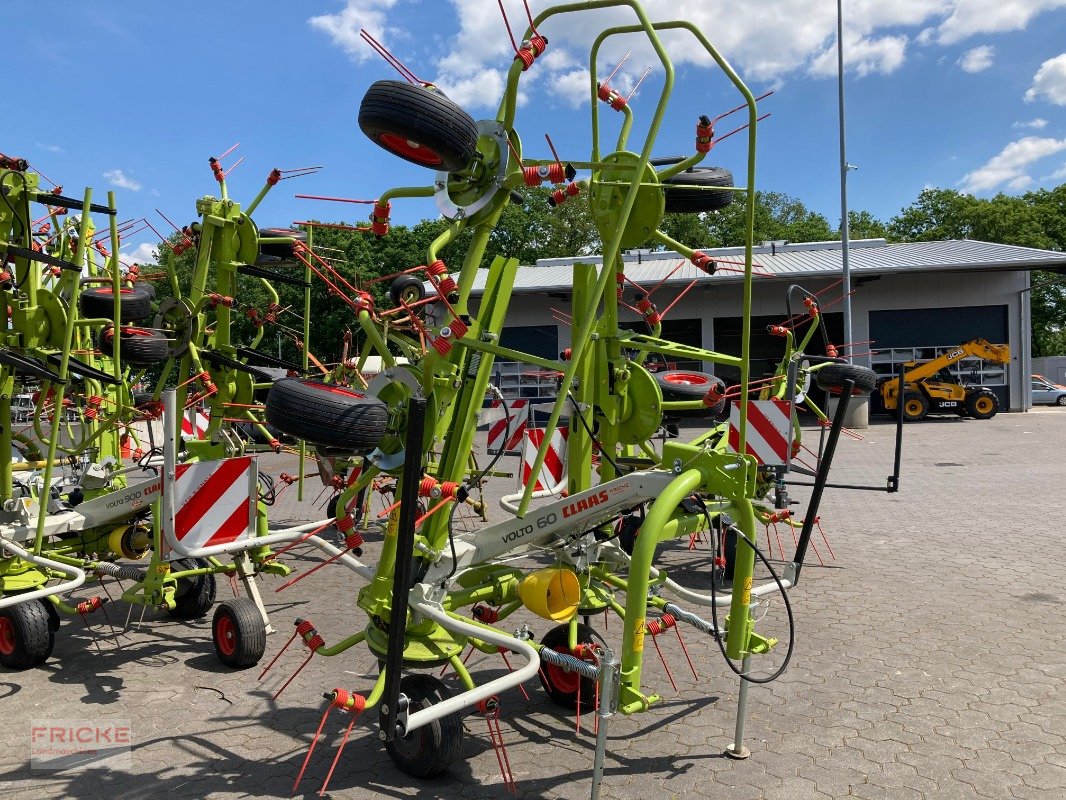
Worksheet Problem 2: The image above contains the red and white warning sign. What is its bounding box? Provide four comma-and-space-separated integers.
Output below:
726, 400, 793, 466
163, 456, 256, 556
182, 409, 210, 440
486, 399, 528, 453
521, 427, 568, 490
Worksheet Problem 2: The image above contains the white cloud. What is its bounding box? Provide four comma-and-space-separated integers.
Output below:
308, 0, 398, 61
316, 1, 1066, 115
1041, 162, 1066, 180
1025, 53, 1066, 105
103, 169, 141, 191
435, 68, 507, 110
959, 136, 1066, 192
36, 142, 64, 153
935, 0, 1066, 45
958, 45, 994, 73
1012, 117, 1049, 129
120, 242, 158, 265
553, 69, 592, 109
809, 31, 908, 78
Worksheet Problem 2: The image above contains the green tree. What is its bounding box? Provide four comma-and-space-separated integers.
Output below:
888, 185, 1066, 356
846, 209, 889, 240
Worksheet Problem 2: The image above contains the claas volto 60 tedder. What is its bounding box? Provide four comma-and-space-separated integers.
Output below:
245, 2, 891, 797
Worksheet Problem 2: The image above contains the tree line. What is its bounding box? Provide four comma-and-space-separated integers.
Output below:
154, 183, 1066, 364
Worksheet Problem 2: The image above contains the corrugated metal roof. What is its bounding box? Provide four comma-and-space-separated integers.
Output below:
464, 239, 1066, 295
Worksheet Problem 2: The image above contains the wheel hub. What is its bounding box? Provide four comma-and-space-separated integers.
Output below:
215, 615, 236, 657
0, 616, 15, 655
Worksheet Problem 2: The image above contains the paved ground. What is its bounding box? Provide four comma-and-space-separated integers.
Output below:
2, 409, 1065, 799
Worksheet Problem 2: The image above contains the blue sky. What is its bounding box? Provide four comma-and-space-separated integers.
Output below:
6, 0, 1066, 265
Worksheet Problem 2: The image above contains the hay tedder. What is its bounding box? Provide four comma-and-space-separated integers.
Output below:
238, 1, 896, 796
0, 148, 354, 670
1, 2, 906, 796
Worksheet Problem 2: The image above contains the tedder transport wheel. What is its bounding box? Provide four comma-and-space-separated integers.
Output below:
265, 379, 388, 452
384, 674, 464, 778
901, 391, 928, 422
167, 558, 218, 619
257, 227, 306, 260
965, 390, 999, 420
662, 166, 734, 213
538, 623, 598, 711
358, 80, 480, 173
815, 363, 878, 394
212, 598, 267, 669
0, 600, 56, 670
99, 326, 170, 367
656, 371, 726, 417
389, 275, 427, 307
78, 284, 153, 323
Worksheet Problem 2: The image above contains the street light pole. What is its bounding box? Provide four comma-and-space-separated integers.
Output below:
837, 0, 852, 361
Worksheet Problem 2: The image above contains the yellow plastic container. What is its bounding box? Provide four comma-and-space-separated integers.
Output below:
517, 567, 580, 622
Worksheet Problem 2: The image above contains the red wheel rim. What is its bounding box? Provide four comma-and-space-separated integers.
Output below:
215, 614, 236, 657
301, 381, 365, 399
545, 647, 581, 694
663, 372, 709, 386
94, 288, 134, 296
378, 133, 444, 166
120, 326, 154, 337
0, 617, 15, 655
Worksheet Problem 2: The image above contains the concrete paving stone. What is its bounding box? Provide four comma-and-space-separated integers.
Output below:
5, 411, 1066, 799
847, 779, 925, 800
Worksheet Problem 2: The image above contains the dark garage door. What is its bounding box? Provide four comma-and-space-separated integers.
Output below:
869, 305, 1010, 408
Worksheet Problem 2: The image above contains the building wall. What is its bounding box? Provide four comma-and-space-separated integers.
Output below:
472, 268, 1030, 410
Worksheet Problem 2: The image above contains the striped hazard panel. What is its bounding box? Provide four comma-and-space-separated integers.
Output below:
169, 456, 256, 552
726, 400, 793, 466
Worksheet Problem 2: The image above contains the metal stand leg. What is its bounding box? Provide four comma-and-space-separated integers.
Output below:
235, 552, 275, 634
725, 655, 752, 759
590, 649, 620, 800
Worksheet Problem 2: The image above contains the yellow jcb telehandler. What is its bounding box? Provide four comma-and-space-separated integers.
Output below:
873, 339, 1010, 421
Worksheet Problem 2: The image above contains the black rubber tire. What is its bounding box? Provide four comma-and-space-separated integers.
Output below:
617, 514, 641, 556
656, 371, 726, 418
265, 379, 388, 452
212, 598, 267, 669
538, 623, 598, 712
721, 524, 739, 580
965, 390, 999, 420
662, 166, 734, 213
258, 227, 306, 259
1057, 395, 1066, 407
99, 326, 170, 367
815, 363, 878, 395
0, 600, 55, 670
384, 673, 464, 778
78, 284, 153, 323
901, 391, 928, 422
389, 275, 427, 307
167, 558, 217, 620
359, 80, 479, 173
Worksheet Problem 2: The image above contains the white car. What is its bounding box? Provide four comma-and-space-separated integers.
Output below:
1031, 375, 1066, 406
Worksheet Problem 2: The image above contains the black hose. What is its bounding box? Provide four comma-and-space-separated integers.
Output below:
700, 500, 795, 684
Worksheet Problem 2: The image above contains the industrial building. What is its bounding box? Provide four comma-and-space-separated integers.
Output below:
465, 239, 1066, 411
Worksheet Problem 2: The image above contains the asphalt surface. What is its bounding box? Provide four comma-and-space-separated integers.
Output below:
2, 409, 1065, 799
